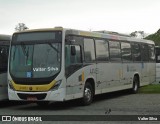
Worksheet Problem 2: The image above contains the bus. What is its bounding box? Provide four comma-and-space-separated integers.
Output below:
155, 46, 160, 83
0, 34, 11, 100
8, 27, 155, 105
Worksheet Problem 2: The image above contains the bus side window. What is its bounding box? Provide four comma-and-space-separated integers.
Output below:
148, 45, 155, 62
109, 40, 121, 61
141, 44, 149, 62
65, 45, 82, 67
132, 43, 141, 62
121, 42, 132, 62
84, 38, 95, 62
95, 39, 109, 61
156, 47, 160, 63
65, 45, 70, 67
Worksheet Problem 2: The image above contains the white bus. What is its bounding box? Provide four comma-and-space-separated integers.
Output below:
0, 34, 11, 100
8, 27, 155, 105
155, 46, 160, 83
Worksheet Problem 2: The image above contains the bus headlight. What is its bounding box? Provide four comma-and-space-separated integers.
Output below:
50, 80, 62, 91
8, 80, 15, 90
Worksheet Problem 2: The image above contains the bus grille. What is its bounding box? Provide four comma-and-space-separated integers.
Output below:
17, 93, 47, 100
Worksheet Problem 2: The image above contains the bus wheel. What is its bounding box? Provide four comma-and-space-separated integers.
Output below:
36, 101, 50, 106
132, 76, 139, 94
82, 83, 93, 105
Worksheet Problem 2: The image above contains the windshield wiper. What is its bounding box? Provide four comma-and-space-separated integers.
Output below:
48, 43, 59, 53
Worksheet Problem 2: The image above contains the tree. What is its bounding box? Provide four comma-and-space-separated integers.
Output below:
15, 23, 28, 31
130, 31, 138, 37
138, 31, 145, 38
145, 29, 160, 46
130, 31, 145, 38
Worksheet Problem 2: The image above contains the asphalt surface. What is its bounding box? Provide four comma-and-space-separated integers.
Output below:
0, 90, 160, 124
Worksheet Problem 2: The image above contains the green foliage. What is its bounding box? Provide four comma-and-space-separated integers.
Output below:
138, 84, 160, 94
145, 29, 160, 45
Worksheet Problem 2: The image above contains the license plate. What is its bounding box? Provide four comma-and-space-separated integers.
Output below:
27, 96, 37, 101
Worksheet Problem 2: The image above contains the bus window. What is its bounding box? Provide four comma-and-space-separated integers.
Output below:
148, 45, 155, 62
65, 45, 82, 67
132, 43, 141, 62
84, 38, 95, 62
95, 39, 109, 61
141, 44, 149, 62
121, 42, 132, 62
109, 41, 121, 61
156, 47, 160, 63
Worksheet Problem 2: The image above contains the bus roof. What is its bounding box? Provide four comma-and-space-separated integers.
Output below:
0, 34, 11, 41
13, 27, 63, 33
65, 29, 154, 45
13, 27, 154, 45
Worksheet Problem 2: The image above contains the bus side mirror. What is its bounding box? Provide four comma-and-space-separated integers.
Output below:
71, 46, 76, 56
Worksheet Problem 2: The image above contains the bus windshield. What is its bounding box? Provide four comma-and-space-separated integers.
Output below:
0, 45, 9, 72
10, 32, 62, 78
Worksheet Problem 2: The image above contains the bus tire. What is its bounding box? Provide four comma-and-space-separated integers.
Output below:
131, 76, 139, 94
81, 82, 93, 106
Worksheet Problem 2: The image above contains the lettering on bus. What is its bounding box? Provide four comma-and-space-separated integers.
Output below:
33, 67, 59, 72
90, 68, 98, 74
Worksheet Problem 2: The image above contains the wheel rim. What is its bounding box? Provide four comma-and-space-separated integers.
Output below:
133, 77, 138, 92
84, 87, 92, 102
134, 83, 138, 91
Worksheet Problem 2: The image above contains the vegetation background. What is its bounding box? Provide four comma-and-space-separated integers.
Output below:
145, 29, 160, 46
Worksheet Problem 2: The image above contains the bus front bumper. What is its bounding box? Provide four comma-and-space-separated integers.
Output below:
8, 88, 66, 101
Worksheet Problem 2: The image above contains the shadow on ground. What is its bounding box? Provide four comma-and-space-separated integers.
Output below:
13, 89, 132, 111
0, 101, 29, 108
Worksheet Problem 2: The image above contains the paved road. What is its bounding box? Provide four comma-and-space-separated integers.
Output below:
0, 90, 160, 124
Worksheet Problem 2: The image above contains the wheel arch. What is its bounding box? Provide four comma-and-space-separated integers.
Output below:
133, 73, 140, 87
85, 78, 95, 96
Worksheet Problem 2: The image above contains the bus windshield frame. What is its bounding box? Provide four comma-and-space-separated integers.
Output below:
9, 31, 62, 84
